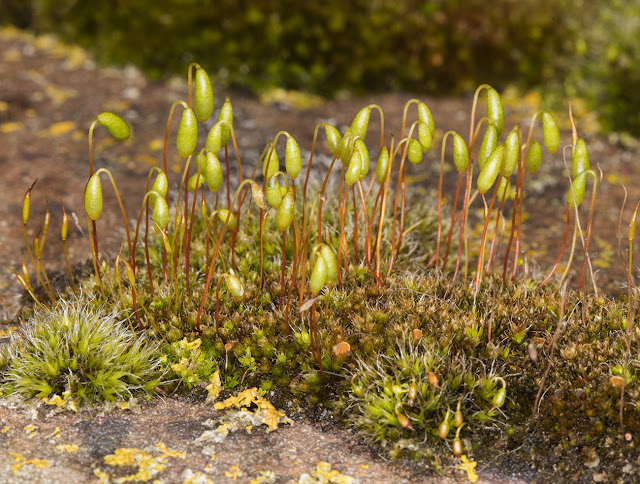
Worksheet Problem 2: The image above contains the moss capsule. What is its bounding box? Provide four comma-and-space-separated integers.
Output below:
502, 125, 519, 177
478, 123, 498, 169
350, 106, 371, 140
95, 112, 130, 141
194, 67, 213, 122
217, 96, 233, 146
542, 111, 560, 154
477, 144, 505, 194
285, 135, 301, 180
177, 107, 197, 158
263, 145, 280, 182
452, 133, 469, 173
84, 173, 103, 221
486, 87, 504, 134
309, 254, 328, 295
345, 150, 362, 186
526, 139, 542, 174
407, 138, 422, 165
216, 209, 237, 230
276, 186, 295, 232
324, 124, 342, 155
375, 147, 390, 184
418, 122, 433, 153
417, 101, 435, 138
206, 122, 223, 154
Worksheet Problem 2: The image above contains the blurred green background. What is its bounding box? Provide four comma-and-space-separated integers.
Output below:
2, 0, 638, 134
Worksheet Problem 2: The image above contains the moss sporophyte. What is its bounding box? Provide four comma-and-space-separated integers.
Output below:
2, 61, 640, 478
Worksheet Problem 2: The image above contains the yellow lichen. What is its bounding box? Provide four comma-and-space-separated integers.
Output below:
205, 370, 222, 403
9, 452, 51, 474
56, 443, 79, 453
457, 455, 479, 483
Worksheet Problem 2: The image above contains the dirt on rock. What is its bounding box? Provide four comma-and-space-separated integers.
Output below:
1, 25, 639, 484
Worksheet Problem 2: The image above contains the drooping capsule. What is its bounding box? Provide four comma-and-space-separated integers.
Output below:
152, 195, 169, 230
542, 111, 560, 154
345, 150, 362, 186
407, 138, 422, 165
194, 67, 213, 122
276, 186, 295, 232
203, 152, 223, 193
177, 107, 197, 158
324, 124, 342, 155
263, 145, 280, 182
266, 174, 284, 209
417, 101, 435, 138
350, 106, 371, 140
216, 209, 238, 230
151, 171, 168, 199
224, 272, 244, 301
217, 96, 233, 146
84, 173, 103, 221
452, 133, 469, 173
309, 253, 328, 295
502, 125, 520, 178
375, 147, 390, 184
320, 244, 337, 284
418, 121, 433, 153
486, 87, 504, 135
95, 112, 130, 141
526, 139, 542, 174
285, 135, 301, 180
206, 122, 223, 154
478, 123, 498, 169
477, 144, 505, 194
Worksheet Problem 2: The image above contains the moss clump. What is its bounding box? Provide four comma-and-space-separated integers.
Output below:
1, 297, 164, 404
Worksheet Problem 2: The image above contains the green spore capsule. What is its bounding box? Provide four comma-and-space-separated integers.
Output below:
486, 87, 504, 134
350, 106, 371, 140
263, 146, 280, 182
152, 196, 169, 230
496, 176, 510, 201
84, 173, 103, 221
194, 67, 213, 122
95, 112, 130, 141
526, 139, 542, 174
345, 150, 362, 186
266, 174, 283, 209
478, 123, 498, 169
418, 122, 433, 153
309, 253, 328, 295
324, 124, 342, 155
354, 139, 370, 179
502, 125, 519, 177
567, 171, 587, 209
320, 244, 337, 284
477, 144, 505, 194
217, 96, 233, 146
375, 147, 390, 184
542, 111, 560, 154
417, 101, 435, 138
571, 137, 590, 178
187, 172, 205, 192
151, 172, 168, 199
177, 107, 197, 158
206, 122, 223, 154
204, 152, 223, 192
285, 135, 301, 180
224, 273, 244, 301
216, 209, 237, 230
407, 138, 422, 165
453, 132, 469, 173
276, 186, 295, 232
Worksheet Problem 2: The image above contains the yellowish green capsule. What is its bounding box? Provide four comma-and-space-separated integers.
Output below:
496, 176, 510, 201
266, 174, 283, 209
375, 147, 390, 184
486, 87, 504, 134
217, 209, 238, 230
84, 173, 103, 221
418, 122, 433, 153
22, 179, 36, 225
571, 137, 590, 178
407, 138, 422, 165
217, 96, 233, 146
478, 123, 498, 169
263, 145, 280, 182
320, 244, 337, 284
224, 272, 244, 301
151, 171, 168, 198
502, 125, 519, 177
194, 67, 213, 122
276, 186, 295, 232
355, 139, 369, 180
324, 124, 342, 155
452, 133, 469, 173
477, 144, 505, 194
95, 112, 130, 141
350, 106, 371, 140
152, 195, 169, 230
309, 253, 328, 295
567, 171, 587, 209
285, 135, 301, 180
60, 203, 68, 241
206, 122, 223, 154
417, 101, 435, 138
345, 150, 362, 186
177, 107, 197, 158
187, 172, 205, 192
204, 152, 223, 193
542, 111, 560, 154
526, 139, 542, 174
